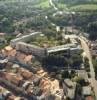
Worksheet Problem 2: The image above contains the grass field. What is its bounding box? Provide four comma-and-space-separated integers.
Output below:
56, 3, 67, 9
34, 0, 50, 8
54, 1, 97, 11
0, 0, 50, 9
70, 4, 97, 11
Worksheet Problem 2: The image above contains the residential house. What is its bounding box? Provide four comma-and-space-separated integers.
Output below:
0, 72, 23, 86
86, 96, 94, 100
63, 79, 76, 100
82, 86, 92, 96
17, 68, 33, 80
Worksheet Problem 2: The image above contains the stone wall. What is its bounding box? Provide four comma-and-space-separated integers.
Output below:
16, 42, 46, 57
10, 32, 41, 48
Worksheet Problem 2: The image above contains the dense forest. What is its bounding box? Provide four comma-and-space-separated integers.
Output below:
57, 0, 97, 4
0, 0, 52, 33
0, 0, 97, 40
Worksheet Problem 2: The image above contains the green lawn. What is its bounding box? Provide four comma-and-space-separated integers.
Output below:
34, 0, 50, 8
56, 3, 67, 9
70, 4, 97, 11
53, 1, 97, 11
28, 34, 67, 48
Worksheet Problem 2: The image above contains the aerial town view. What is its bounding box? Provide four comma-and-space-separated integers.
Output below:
0, 0, 97, 100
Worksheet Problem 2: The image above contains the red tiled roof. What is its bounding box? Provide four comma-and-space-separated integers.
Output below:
18, 68, 33, 79
0, 33, 6, 36
1, 72, 23, 86
24, 55, 32, 62
86, 96, 94, 100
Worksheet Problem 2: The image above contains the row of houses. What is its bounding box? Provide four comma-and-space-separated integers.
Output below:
0, 86, 26, 100
0, 45, 94, 100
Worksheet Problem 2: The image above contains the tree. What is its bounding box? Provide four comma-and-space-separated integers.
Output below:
92, 58, 97, 79
76, 83, 82, 95
42, 28, 57, 39
88, 21, 97, 40
62, 71, 70, 78
84, 57, 90, 72
33, 86, 42, 96
76, 77, 86, 86
50, 72, 56, 79
71, 55, 83, 67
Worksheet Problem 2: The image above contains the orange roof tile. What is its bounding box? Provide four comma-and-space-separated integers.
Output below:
16, 53, 26, 62
5, 46, 13, 51
86, 96, 94, 100
21, 70, 33, 79
24, 55, 32, 62
3, 72, 23, 85
8, 49, 16, 57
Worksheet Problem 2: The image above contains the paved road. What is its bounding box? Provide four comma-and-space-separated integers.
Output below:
79, 36, 97, 99
49, 0, 58, 10
49, 0, 97, 98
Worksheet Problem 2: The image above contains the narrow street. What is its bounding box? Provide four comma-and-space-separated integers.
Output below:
79, 36, 97, 99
